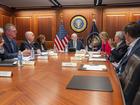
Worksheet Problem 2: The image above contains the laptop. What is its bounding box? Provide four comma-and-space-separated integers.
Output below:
68, 48, 76, 52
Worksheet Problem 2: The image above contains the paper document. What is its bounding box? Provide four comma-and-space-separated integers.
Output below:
89, 58, 106, 61
0, 71, 12, 77
62, 62, 77, 67
75, 53, 85, 57
71, 56, 83, 61
82, 64, 107, 71
23, 61, 35, 66
92, 55, 101, 58
37, 56, 48, 60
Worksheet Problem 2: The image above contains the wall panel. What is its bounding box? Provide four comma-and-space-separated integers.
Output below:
15, 17, 32, 40
103, 9, 129, 38
3, 15, 11, 25
36, 15, 55, 41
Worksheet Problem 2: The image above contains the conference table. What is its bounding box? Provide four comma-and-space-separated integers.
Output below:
0, 52, 125, 105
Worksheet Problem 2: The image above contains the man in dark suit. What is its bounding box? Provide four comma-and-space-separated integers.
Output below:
68, 33, 84, 51
0, 27, 4, 60
20, 31, 38, 51
3, 23, 30, 59
3, 23, 19, 59
109, 31, 128, 63
116, 22, 140, 74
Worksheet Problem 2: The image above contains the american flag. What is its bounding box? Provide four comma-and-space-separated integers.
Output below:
54, 24, 69, 51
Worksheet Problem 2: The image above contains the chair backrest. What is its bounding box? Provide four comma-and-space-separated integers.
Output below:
133, 86, 140, 105
120, 54, 140, 105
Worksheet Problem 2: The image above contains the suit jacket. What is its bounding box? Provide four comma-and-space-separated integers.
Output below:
120, 54, 140, 105
116, 38, 140, 74
20, 40, 38, 51
101, 41, 111, 55
34, 41, 47, 52
68, 39, 84, 50
3, 35, 18, 59
109, 41, 128, 63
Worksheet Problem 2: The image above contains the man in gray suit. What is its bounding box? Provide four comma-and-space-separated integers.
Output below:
116, 22, 140, 74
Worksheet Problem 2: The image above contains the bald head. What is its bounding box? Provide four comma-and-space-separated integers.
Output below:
25, 31, 35, 42
71, 33, 77, 41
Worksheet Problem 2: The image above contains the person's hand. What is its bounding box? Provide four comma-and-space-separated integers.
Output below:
0, 39, 4, 48
109, 38, 116, 48
22, 49, 31, 56
36, 49, 41, 54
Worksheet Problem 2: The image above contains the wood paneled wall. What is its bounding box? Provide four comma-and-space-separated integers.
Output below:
14, 10, 56, 41
103, 7, 140, 38
1, 6, 140, 44
0, 7, 12, 27
57, 8, 102, 42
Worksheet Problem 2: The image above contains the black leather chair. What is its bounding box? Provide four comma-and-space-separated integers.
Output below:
120, 54, 140, 105
133, 86, 140, 105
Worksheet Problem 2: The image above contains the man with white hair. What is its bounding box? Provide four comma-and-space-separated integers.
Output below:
109, 31, 128, 63
68, 33, 84, 51
20, 31, 38, 51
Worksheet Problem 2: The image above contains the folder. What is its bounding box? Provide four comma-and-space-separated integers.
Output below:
66, 76, 113, 92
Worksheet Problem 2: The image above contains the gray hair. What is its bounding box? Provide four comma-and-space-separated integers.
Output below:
4, 23, 16, 31
25, 31, 34, 38
115, 31, 125, 40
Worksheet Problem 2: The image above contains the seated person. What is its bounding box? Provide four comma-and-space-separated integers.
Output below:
116, 22, 140, 74
3, 23, 30, 59
34, 34, 47, 52
68, 33, 84, 51
109, 31, 128, 63
0, 28, 4, 60
20, 31, 39, 52
99, 31, 111, 56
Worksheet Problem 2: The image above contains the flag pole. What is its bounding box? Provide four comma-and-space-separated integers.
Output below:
60, 13, 63, 24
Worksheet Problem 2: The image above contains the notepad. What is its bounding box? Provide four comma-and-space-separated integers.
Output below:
62, 62, 77, 67
0, 71, 12, 77
89, 58, 106, 61
80, 64, 107, 71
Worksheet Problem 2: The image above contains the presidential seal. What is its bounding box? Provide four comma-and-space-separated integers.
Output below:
70, 15, 87, 33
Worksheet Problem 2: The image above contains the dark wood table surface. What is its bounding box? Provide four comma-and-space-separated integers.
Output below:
0, 53, 125, 105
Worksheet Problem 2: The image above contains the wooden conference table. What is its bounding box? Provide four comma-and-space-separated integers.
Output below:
0, 53, 124, 105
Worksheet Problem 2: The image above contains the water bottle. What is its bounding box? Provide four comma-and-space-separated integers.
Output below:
64, 45, 68, 53
31, 47, 35, 60
18, 50, 23, 67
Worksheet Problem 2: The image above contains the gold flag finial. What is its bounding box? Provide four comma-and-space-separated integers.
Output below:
60, 13, 63, 23
92, 14, 96, 22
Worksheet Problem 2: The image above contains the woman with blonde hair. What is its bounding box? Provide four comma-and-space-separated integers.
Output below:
99, 31, 111, 56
